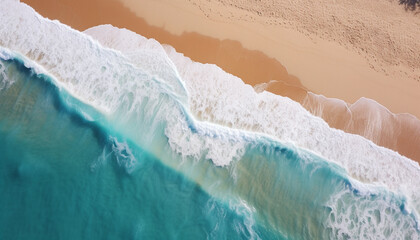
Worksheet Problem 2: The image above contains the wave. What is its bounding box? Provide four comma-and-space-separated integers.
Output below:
0, 57, 276, 239
0, 0, 419, 238
302, 92, 420, 162
84, 25, 420, 202
1, 56, 418, 238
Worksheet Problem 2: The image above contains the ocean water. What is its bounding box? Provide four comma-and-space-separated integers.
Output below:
0, 1, 419, 239
0, 58, 282, 239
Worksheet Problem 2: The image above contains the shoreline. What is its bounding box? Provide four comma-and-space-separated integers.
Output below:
119, 0, 420, 118
20, 0, 420, 162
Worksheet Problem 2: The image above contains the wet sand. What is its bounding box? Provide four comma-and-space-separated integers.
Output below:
303, 94, 420, 162
20, 0, 302, 90
119, 0, 420, 118
20, 0, 420, 162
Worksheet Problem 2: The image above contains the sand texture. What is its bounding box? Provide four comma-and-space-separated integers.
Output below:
120, 0, 420, 118
20, 0, 420, 163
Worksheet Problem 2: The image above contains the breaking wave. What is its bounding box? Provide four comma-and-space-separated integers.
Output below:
0, 1, 419, 239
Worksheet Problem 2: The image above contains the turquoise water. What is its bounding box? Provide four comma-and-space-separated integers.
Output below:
0, 0, 419, 238
0, 55, 419, 239
0, 59, 282, 239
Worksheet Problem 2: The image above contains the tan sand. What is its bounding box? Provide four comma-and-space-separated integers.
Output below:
20, 0, 420, 162
19, 0, 302, 90
119, 0, 420, 118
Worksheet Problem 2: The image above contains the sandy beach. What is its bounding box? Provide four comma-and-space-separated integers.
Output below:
21, 0, 420, 162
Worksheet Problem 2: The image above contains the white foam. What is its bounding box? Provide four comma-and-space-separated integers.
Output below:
0, 60, 11, 91
84, 25, 420, 211
0, 0, 245, 168
253, 80, 279, 93
165, 116, 246, 166
85, 25, 189, 105
110, 137, 138, 173
326, 187, 419, 239
1, 1, 419, 236
229, 199, 260, 240
165, 40, 420, 208
0, 47, 48, 91
1, 0, 419, 211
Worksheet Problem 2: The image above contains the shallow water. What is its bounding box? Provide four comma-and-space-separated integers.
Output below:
0, 1, 419, 239
0, 59, 285, 240
0, 57, 418, 239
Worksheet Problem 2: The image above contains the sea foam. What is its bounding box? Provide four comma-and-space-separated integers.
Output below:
1, 1, 419, 238
84, 25, 420, 210
0, 0, 247, 168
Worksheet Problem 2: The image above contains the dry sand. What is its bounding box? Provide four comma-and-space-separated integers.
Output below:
119, 0, 420, 118
20, 0, 420, 162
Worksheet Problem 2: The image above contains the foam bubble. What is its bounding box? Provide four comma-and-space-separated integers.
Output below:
110, 137, 138, 173
325, 187, 419, 239
85, 25, 420, 211
165, 114, 246, 166
1, 2, 419, 236
85, 25, 189, 105
0, 61, 11, 90
0, 0, 246, 167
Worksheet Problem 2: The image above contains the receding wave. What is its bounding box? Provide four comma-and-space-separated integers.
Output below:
0, 0, 419, 239
85, 25, 420, 201
302, 92, 420, 162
